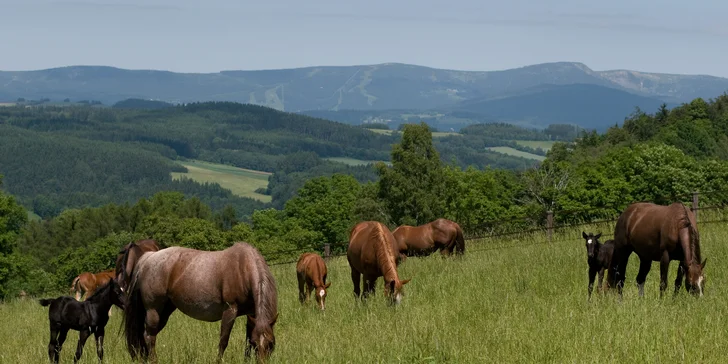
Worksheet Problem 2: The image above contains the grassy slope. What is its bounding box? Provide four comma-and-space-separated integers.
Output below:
487, 147, 546, 161
324, 157, 391, 166
4, 221, 726, 363
513, 140, 557, 151
369, 129, 460, 138
171, 160, 271, 203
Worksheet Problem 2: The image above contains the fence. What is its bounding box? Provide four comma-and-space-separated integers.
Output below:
263, 189, 728, 267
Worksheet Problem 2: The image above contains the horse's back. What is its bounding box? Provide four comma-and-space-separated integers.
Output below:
348, 221, 395, 274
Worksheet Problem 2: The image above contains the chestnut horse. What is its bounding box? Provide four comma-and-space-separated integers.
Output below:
347, 221, 411, 304
392, 218, 465, 264
114, 239, 161, 293
607, 202, 707, 298
296, 252, 331, 310
121, 242, 278, 363
70, 269, 115, 301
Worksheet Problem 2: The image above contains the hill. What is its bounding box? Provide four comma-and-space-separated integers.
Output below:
2, 62, 727, 112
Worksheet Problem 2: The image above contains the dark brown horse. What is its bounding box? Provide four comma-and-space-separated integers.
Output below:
114, 239, 160, 293
296, 252, 331, 310
347, 221, 411, 304
607, 202, 707, 298
121, 242, 279, 363
70, 269, 115, 301
392, 218, 465, 264
581, 232, 615, 300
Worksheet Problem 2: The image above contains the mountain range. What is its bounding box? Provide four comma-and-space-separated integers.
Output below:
2, 62, 727, 131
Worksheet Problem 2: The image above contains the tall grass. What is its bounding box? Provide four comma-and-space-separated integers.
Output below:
3, 221, 727, 363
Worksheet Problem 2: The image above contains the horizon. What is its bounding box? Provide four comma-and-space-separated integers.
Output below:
1, 0, 727, 77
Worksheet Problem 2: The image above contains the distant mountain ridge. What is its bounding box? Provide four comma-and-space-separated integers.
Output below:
2, 62, 727, 112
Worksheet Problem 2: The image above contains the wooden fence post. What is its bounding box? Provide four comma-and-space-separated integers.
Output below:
546, 210, 553, 243
324, 244, 331, 261
692, 191, 699, 223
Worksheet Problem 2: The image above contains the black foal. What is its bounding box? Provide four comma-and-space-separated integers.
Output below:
582, 231, 615, 301
38, 279, 125, 363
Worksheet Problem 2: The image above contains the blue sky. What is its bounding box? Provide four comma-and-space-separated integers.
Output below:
1, 0, 727, 77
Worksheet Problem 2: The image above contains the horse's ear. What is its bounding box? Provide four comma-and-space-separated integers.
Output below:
324, 282, 331, 289
401, 279, 411, 285
701, 258, 707, 269
595, 233, 602, 240
270, 312, 279, 326
388, 280, 395, 292
582, 231, 588, 239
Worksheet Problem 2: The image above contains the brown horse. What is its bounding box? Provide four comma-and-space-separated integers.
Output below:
607, 202, 707, 298
296, 253, 331, 310
392, 218, 465, 264
114, 239, 160, 293
70, 269, 115, 301
121, 242, 279, 363
347, 221, 411, 304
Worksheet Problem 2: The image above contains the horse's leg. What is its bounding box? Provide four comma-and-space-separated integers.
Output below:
244, 316, 254, 358
350, 267, 361, 299
217, 303, 238, 362
587, 267, 597, 301
47, 327, 60, 364
94, 327, 105, 362
306, 281, 314, 303
73, 329, 90, 363
597, 267, 605, 294
659, 252, 670, 298
363, 275, 376, 299
635, 257, 652, 297
613, 248, 632, 299
674, 261, 687, 296
145, 304, 174, 364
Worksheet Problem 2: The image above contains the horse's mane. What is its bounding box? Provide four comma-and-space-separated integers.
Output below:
370, 223, 398, 282
239, 243, 277, 324
679, 203, 702, 264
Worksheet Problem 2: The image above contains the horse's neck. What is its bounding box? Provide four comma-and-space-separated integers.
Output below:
376, 241, 399, 283
251, 262, 276, 324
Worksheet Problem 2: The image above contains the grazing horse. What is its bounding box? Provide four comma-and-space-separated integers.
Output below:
607, 202, 707, 298
392, 218, 465, 264
39, 279, 125, 364
347, 221, 412, 305
114, 239, 161, 293
121, 242, 279, 363
70, 269, 115, 301
581, 232, 615, 300
296, 252, 331, 310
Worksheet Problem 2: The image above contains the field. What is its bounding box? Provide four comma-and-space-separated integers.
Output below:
368, 129, 460, 138
171, 160, 271, 202
3, 221, 726, 363
324, 157, 391, 166
487, 146, 546, 161
513, 140, 557, 151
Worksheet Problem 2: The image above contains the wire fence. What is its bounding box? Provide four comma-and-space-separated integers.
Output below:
262, 189, 728, 267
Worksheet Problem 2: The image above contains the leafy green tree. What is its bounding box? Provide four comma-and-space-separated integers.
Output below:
0, 176, 28, 299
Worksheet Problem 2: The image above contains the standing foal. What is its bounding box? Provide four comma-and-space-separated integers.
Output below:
582, 231, 614, 301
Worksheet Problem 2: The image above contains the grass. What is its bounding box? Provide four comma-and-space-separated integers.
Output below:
367, 129, 460, 138
486, 146, 546, 161
4, 220, 727, 363
512, 140, 557, 151
324, 157, 391, 166
171, 160, 271, 202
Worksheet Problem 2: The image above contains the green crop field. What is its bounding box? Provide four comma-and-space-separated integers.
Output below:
324, 157, 391, 166
487, 146, 546, 161
171, 160, 271, 202
513, 140, 557, 151
3, 221, 726, 363
368, 129, 459, 138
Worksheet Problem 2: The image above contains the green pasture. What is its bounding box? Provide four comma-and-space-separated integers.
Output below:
171, 160, 271, 202
486, 146, 546, 161
324, 157, 391, 167
512, 140, 557, 151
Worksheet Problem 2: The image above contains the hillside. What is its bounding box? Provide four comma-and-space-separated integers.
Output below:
2, 62, 727, 113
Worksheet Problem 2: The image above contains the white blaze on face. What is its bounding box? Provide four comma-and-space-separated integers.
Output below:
698, 276, 704, 296
395, 292, 402, 305
587, 239, 593, 245
319, 289, 325, 298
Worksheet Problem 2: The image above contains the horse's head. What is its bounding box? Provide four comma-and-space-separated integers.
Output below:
315, 282, 331, 311
685, 258, 707, 297
248, 313, 278, 362
385, 278, 411, 305
581, 231, 602, 259
109, 278, 127, 309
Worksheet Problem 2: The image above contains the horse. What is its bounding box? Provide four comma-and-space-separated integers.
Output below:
121, 242, 279, 363
114, 239, 161, 293
296, 252, 331, 310
392, 218, 465, 264
581, 232, 615, 300
607, 202, 707, 298
39, 279, 125, 364
347, 221, 412, 305
70, 269, 115, 301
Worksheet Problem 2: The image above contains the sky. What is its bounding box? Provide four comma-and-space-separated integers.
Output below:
1, 0, 727, 77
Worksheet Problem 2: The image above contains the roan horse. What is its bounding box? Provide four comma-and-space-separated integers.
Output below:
114, 238, 161, 293
121, 242, 279, 363
70, 269, 115, 301
581, 232, 615, 301
39, 279, 125, 364
347, 221, 411, 304
607, 202, 707, 298
392, 218, 465, 264
296, 252, 331, 310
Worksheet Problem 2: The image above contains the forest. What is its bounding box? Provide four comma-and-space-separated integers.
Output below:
2, 93, 728, 299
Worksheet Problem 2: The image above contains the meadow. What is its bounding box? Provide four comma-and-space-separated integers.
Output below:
3, 219, 727, 363
324, 157, 392, 167
170, 160, 272, 202
486, 146, 546, 161
368, 129, 459, 138
512, 140, 556, 151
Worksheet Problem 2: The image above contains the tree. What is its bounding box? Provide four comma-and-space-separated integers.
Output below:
376, 122, 446, 225
0, 176, 29, 299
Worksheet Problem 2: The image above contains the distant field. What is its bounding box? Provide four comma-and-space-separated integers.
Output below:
171, 160, 271, 202
0, 103, 16, 107
325, 157, 391, 166
513, 140, 557, 151
368, 129, 460, 138
487, 147, 546, 161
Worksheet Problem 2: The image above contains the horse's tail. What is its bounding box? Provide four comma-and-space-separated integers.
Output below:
70, 276, 81, 300
123, 277, 148, 360
454, 226, 465, 255
38, 298, 53, 307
